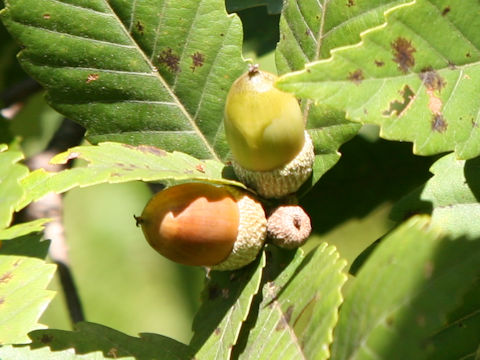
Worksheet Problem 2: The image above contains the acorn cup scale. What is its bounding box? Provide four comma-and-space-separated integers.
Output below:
224, 67, 315, 198
137, 183, 267, 271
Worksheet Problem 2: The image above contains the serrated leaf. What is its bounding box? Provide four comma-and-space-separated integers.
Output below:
391, 153, 480, 239
26, 322, 193, 360
0, 234, 56, 345
190, 252, 265, 360
0, 346, 107, 360
426, 278, 480, 360
238, 243, 346, 360
0, 144, 29, 229
0, 219, 51, 240
331, 216, 480, 360
278, 0, 480, 159
16, 142, 245, 211
277, 0, 396, 188
0, 0, 246, 161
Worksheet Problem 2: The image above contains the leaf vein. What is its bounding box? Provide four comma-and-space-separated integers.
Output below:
101, 0, 219, 160
50, 0, 111, 15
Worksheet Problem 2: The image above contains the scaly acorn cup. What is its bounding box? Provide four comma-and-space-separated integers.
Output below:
224, 66, 315, 198
136, 182, 267, 271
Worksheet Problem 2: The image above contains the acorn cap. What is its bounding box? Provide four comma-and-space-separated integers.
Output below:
233, 131, 315, 199
212, 187, 267, 271
267, 205, 312, 249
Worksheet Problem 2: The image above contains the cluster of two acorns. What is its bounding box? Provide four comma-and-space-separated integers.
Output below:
136, 66, 315, 271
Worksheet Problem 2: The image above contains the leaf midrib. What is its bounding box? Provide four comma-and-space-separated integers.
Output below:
101, 0, 220, 161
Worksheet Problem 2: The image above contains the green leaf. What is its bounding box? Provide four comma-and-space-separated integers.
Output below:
25, 322, 193, 360
0, 144, 29, 230
190, 252, 265, 360
331, 216, 480, 360
391, 153, 480, 239
17, 142, 245, 211
0, 219, 51, 240
0, 234, 56, 345
277, 0, 405, 188
426, 278, 480, 360
0, 0, 245, 161
278, 0, 480, 159
225, 0, 283, 14
0, 19, 28, 95
238, 243, 347, 360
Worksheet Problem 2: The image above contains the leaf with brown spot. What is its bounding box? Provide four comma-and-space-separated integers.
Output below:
0, 234, 56, 344
347, 69, 364, 84
86, 73, 99, 83
331, 216, 480, 360
279, 0, 480, 159
17, 142, 245, 211
191, 252, 265, 360
237, 244, 346, 360
1, 0, 246, 161
391, 37, 416, 73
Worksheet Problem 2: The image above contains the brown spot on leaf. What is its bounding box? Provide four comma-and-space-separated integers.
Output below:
221, 288, 229, 299
386, 315, 395, 326
276, 305, 294, 330
108, 348, 119, 358
466, 52, 471, 58
0, 272, 13, 283
442, 6, 451, 16
374, 60, 385, 67
348, 69, 364, 84
420, 68, 446, 92
190, 52, 205, 71
43, 14, 51, 19
420, 69, 446, 117
391, 37, 416, 73
214, 327, 221, 335
86, 74, 99, 83
472, 119, 479, 128
195, 164, 205, 173
346, 0, 355, 6
135, 21, 144, 34
424, 261, 434, 279
40, 334, 53, 344
447, 61, 456, 70
208, 285, 220, 300
432, 114, 448, 132
0, 297, 4, 305
137, 145, 167, 156
382, 85, 415, 117
417, 314, 426, 327
158, 48, 180, 73
220, 33, 224, 37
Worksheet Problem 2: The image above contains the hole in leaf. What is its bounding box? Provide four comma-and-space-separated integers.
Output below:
382, 85, 415, 117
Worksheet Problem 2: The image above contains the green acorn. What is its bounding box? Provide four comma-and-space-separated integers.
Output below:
224, 66, 314, 198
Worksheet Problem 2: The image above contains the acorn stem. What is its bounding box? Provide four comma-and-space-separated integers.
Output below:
133, 215, 144, 227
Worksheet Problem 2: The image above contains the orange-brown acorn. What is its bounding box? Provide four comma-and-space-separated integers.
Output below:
137, 182, 267, 271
